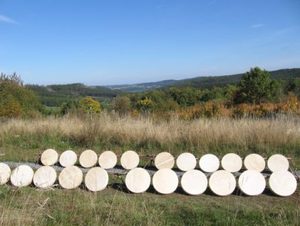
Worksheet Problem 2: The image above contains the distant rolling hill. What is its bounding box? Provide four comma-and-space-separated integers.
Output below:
27, 68, 300, 106
27, 83, 120, 106
106, 79, 177, 92
107, 68, 300, 92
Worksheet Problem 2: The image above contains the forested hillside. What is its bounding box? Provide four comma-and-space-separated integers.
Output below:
108, 68, 300, 91
27, 83, 120, 106
2, 67, 300, 118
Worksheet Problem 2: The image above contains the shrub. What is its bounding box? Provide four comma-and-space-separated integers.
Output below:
79, 96, 101, 114
0, 73, 41, 118
112, 96, 131, 116
137, 97, 153, 113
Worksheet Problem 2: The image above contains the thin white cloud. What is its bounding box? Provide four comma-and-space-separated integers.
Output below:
251, 23, 264, 29
0, 14, 17, 24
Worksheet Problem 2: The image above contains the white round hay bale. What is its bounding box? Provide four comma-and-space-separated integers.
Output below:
267, 154, 289, 172
154, 152, 175, 169
221, 153, 242, 172
59, 166, 83, 189
40, 149, 59, 166
152, 168, 178, 194
238, 170, 266, 196
10, 165, 34, 187
59, 150, 77, 167
79, 149, 98, 168
209, 170, 236, 196
125, 168, 151, 193
269, 171, 297, 197
176, 152, 197, 171
244, 153, 265, 172
33, 166, 57, 189
199, 154, 220, 173
181, 170, 208, 195
0, 163, 11, 185
98, 151, 117, 169
84, 167, 109, 192
120, 150, 139, 170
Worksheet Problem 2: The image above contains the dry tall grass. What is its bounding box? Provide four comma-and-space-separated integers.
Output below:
1, 113, 300, 158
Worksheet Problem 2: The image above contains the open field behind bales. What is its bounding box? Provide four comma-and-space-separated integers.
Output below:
1, 114, 300, 164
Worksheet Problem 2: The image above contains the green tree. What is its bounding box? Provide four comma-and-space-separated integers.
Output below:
0, 73, 41, 118
60, 100, 80, 115
112, 96, 131, 116
234, 67, 280, 104
79, 96, 101, 114
168, 87, 201, 106
285, 78, 300, 98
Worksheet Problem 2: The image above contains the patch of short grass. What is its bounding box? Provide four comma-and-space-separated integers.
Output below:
0, 186, 299, 226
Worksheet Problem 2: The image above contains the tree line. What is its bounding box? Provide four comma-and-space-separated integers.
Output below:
1, 67, 300, 118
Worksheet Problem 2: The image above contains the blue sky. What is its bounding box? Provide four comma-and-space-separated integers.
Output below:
0, 0, 299, 85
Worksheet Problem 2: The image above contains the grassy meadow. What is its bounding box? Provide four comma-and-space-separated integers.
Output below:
0, 114, 299, 225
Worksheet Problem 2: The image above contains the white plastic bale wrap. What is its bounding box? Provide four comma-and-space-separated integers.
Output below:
98, 151, 117, 169
209, 170, 236, 196
0, 163, 11, 185
79, 150, 98, 168
59, 150, 78, 167
199, 154, 220, 173
85, 167, 109, 192
40, 149, 59, 166
152, 168, 178, 194
238, 170, 266, 196
120, 150, 139, 170
181, 170, 208, 195
176, 152, 197, 171
59, 166, 83, 189
154, 152, 175, 169
33, 166, 57, 188
10, 165, 34, 187
125, 168, 151, 193
221, 153, 242, 172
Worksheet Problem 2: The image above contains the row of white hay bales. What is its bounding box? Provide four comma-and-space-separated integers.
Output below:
40, 149, 290, 173
0, 163, 297, 196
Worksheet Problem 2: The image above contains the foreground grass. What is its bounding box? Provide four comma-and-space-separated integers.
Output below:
0, 115, 299, 225
0, 184, 299, 226
0, 114, 300, 166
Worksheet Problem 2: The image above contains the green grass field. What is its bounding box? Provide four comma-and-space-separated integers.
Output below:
0, 116, 299, 225
0, 184, 299, 226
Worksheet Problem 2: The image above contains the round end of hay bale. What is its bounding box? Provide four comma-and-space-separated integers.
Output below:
176, 152, 196, 171
85, 167, 109, 192
79, 150, 98, 168
0, 163, 11, 185
59, 166, 83, 189
267, 154, 289, 172
125, 168, 151, 193
181, 170, 208, 195
199, 154, 220, 173
238, 170, 266, 196
59, 150, 77, 167
154, 152, 175, 169
10, 165, 34, 187
269, 171, 297, 197
33, 166, 57, 189
120, 150, 139, 170
209, 170, 236, 196
221, 153, 242, 172
152, 168, 178, 194
98, 151, 117, 169
40, 149, 59, 166
244, 153, 265, 172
